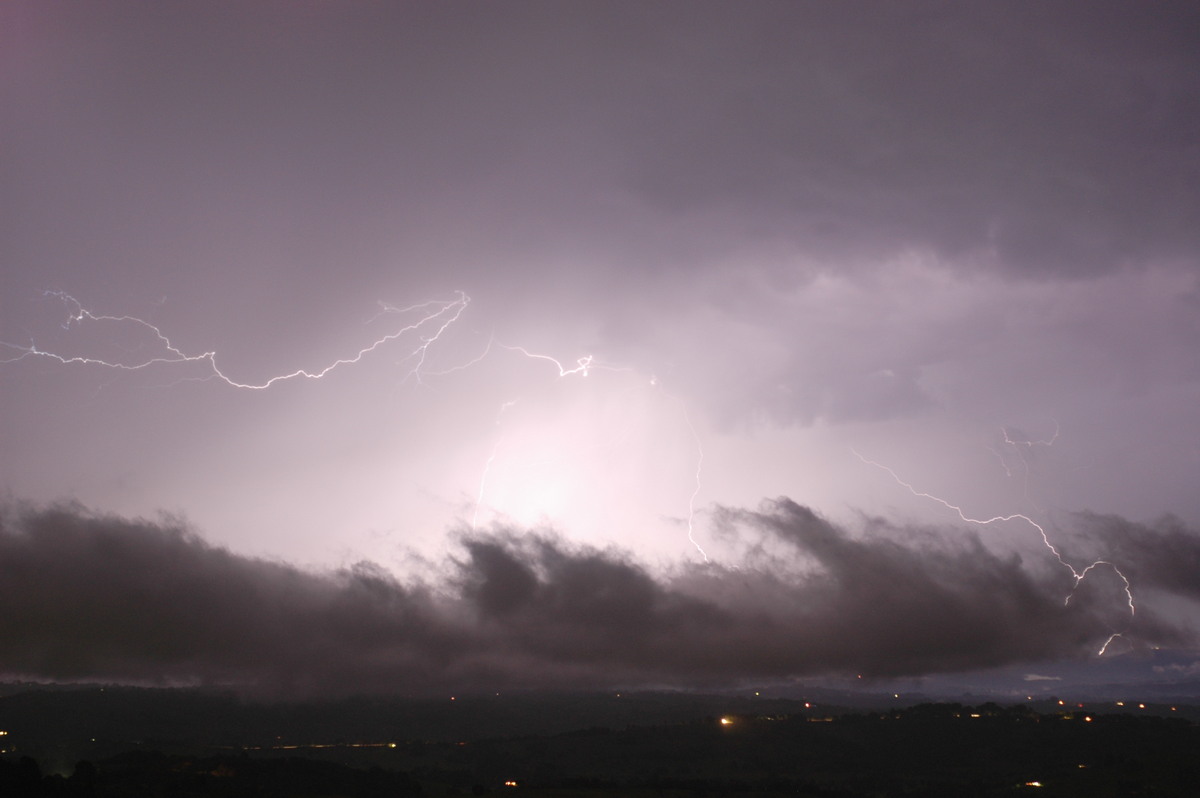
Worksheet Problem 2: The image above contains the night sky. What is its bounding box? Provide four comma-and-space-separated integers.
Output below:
2, 2, 1199, 694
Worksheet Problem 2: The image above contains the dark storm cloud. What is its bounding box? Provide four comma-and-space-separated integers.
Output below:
3, 500, 1190, 695
1075, 512, 1200, 601
604, 1, 1200, 277
6, 1, 1197, 309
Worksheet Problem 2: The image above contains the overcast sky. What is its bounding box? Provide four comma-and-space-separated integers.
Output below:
2, 1, 1198, 693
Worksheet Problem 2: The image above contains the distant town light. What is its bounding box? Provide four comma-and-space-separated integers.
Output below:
504, 780, 518, 787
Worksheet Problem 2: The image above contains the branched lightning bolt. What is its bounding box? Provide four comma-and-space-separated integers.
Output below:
987, 420, 1060, 493
373, 295, 473, 385
852, 449, 1134, 654
497, 343, 608, 378
2, 290, 471, 388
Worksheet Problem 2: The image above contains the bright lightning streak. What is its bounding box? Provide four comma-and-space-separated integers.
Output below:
3, 291, 471, 389
852, 449, 1135, 653
1097, 633, 1124, 656
496, 343, 599, 378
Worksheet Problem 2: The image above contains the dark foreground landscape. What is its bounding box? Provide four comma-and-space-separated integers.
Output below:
1, 687, 1197, 797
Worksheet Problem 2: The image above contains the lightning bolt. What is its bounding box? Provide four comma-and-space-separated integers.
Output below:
497, 344, 596, 377
1003, 421, 1060, 450
2, 290, 471, 388
852, 449, 1134, 655
680, 404, 708, 562
472, 438, 504, 530
987, 420, 1060, 494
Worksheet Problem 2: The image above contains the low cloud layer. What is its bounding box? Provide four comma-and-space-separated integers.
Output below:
2, 500, 1193, 696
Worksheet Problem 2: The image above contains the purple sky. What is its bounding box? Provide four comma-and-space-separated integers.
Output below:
2, 2, 1198, 694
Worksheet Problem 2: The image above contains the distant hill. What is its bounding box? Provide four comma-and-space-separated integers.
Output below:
0, 693, 1196, 797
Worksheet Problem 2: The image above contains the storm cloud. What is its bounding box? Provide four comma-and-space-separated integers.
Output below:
2, 501, 1191, 695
